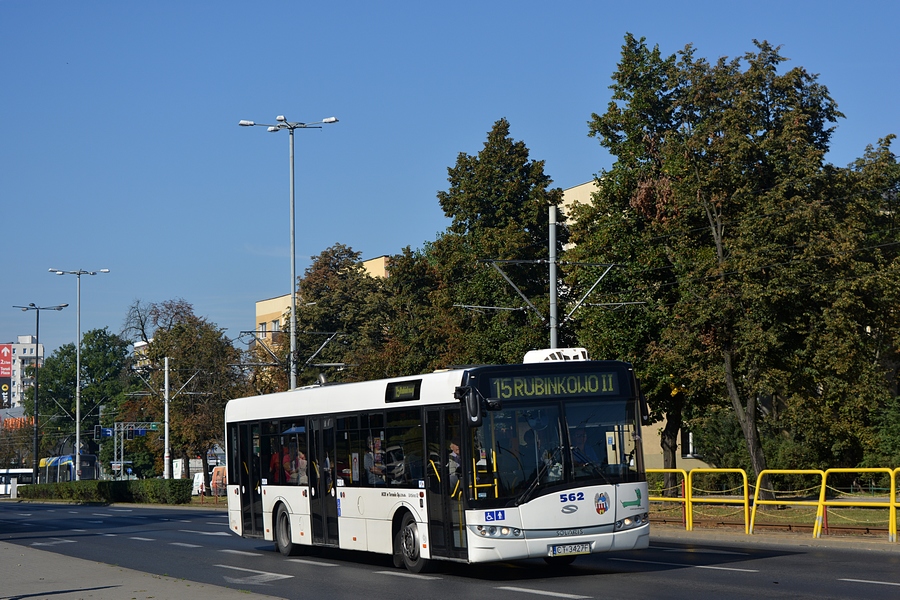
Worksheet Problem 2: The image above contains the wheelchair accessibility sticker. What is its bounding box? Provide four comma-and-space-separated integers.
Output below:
484, 510, 506, 521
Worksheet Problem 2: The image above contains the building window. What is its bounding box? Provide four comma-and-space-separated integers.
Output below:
259, 322, 267, 337
271, 320, 280, 333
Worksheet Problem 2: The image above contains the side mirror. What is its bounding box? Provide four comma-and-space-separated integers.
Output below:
455, 386, 482, 427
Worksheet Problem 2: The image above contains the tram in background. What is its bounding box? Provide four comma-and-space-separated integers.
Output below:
225, 349, 650, 572
38, 454, 100, 483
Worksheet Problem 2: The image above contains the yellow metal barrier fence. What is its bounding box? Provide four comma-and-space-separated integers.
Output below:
688, 468, 750, 534
816, 468, 896, 542
649, 467, 900, 542
750, 469, 826, 536
646, 469, 690, 529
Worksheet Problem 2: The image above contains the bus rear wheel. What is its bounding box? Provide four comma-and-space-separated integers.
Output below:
274, 504, 299, 556
395, 512, 431, 573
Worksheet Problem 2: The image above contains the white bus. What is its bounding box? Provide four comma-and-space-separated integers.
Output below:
0, 468, 33, 495
225, 350, 650, 572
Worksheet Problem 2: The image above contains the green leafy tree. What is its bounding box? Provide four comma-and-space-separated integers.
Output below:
288, 244, 388, 385
429, 118, 568, 365
572, 35, 900, 490
353, 246, 454, 378
26, 328, 134, 465
122, 299, 245, 482
568, 35, 701, 494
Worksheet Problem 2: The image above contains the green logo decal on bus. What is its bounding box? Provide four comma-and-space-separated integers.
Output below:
621, 489, 642, 508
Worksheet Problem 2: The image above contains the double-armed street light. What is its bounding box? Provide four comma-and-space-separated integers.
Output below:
49, 268, 110, 480
13, 303, 68, 481
238, 115, 338, 389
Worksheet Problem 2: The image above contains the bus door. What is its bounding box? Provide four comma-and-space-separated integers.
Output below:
309, 417, 339, 546
236, 422, 263, 537
425, 408, 467, 559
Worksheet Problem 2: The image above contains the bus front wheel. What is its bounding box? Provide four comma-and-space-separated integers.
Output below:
274, 505, 299, 556
395, 512, 430, 573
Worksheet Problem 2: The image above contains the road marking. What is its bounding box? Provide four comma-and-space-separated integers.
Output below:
839, 578, 900, 587
32, 538, 76, 547
496, 587, 590, 599
92, 513, 112, 517
610, 557, 758, 572
110, 509, 133, 512
130, 537, 155, 541
70, 529, 87, 532
653, 546, 748, 556
171, 542, 202, 548
179, 529, 231, 536
220, 549, 262, 556
288, 559, 339, 567
87, 521, 104, 524
373, 570, 441, 580
214, 564, 294, 585
101, 533, 117, 537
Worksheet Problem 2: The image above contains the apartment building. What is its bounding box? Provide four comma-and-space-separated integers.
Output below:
0, 336, 44, 409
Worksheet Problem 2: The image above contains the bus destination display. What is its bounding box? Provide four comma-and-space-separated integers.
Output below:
488, 372, 619, 400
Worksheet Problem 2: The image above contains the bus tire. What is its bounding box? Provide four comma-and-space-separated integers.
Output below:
395, 512, 431, 573
274, 504, 299, 556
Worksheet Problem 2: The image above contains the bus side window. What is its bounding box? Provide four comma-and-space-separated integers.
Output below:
386, 408, 423, 487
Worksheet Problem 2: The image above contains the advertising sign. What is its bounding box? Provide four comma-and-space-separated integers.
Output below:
0, 345, 11, 408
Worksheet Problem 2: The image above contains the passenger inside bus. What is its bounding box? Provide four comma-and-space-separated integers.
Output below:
365, 437, 385, 485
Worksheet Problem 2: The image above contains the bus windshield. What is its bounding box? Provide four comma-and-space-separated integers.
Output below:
467, 398, 642, 507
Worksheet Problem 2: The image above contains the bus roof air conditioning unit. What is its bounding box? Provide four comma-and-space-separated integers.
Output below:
523, 348, 590, 363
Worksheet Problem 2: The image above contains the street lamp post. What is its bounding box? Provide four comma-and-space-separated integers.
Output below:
49, 268, 110, 480
14, 303, 67, 482
238, 115, 338, 389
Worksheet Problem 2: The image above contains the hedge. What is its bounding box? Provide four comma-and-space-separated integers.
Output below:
16, 479, 193, 504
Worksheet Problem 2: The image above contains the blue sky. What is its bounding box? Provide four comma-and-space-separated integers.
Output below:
2, 1, 897, 354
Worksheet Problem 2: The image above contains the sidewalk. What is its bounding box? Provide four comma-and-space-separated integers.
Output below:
0, 541, 287, 600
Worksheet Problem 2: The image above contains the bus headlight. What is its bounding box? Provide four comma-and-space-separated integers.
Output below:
475, 525, 523, 538
615, 513, 649, 530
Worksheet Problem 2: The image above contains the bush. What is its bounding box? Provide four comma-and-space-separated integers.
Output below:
16, 479, 192, 504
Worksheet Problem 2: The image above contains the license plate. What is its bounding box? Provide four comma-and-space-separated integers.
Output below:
550, 543, 591, 556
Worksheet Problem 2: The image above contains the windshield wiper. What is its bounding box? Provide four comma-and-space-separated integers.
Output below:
516, 445, 563, 505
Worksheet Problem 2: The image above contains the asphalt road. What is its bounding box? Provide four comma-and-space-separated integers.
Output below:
2, 500, 900, 600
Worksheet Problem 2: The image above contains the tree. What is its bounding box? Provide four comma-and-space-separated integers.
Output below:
429, 118, 568, 365
27, 328, 134, 461
572, 35, 900, 492
289, 244, 389, 385
567, 34, 699, 495
122, 299, 245, 483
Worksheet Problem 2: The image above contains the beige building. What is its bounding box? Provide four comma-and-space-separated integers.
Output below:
560, 180, 599, 219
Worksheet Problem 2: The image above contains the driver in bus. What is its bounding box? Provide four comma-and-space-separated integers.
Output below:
571, 427, 604, 470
